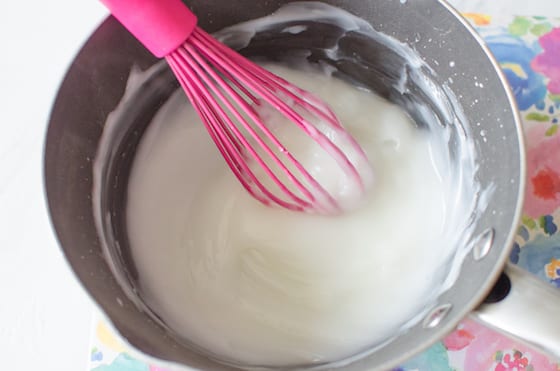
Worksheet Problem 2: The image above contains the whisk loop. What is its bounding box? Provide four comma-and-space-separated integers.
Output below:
165, 28, 370, 214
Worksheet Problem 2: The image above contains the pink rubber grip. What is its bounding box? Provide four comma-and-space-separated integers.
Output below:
100, 0, 198, 57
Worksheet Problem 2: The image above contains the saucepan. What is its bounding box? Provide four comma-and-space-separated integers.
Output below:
44, 0, 560, 369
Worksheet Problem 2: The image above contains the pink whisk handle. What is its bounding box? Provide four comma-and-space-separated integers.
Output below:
99, 0, 197, 57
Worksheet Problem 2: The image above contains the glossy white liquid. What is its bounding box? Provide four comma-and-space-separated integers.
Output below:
127, 65, 454, 366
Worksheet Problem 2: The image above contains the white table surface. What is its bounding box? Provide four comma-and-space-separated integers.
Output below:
1, 1, 559, 370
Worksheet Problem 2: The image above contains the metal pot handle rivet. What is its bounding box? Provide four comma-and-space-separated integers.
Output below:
423, 303, 453, 329
472, 228, 495, 261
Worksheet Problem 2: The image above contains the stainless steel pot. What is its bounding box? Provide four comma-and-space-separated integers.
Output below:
44, 0, 560, 369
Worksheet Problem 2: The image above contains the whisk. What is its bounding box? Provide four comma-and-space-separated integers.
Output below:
100, 0, 371, 214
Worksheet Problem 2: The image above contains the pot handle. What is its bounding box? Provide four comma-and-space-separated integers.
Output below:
472, 262, 560, 361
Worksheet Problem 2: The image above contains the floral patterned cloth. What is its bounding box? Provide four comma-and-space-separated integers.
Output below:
89, 14, 560, 371
477, 14, 560, 289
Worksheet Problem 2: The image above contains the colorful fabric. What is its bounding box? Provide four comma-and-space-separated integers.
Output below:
89, 14, 560, 371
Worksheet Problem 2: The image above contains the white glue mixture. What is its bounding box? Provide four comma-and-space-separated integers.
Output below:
128, 66, 449, 366
93, 2, 486, 368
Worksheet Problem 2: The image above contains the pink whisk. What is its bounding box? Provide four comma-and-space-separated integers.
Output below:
100, 0, 371, 214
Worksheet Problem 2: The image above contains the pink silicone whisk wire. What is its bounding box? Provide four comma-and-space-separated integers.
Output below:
100, 0, 371, 214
